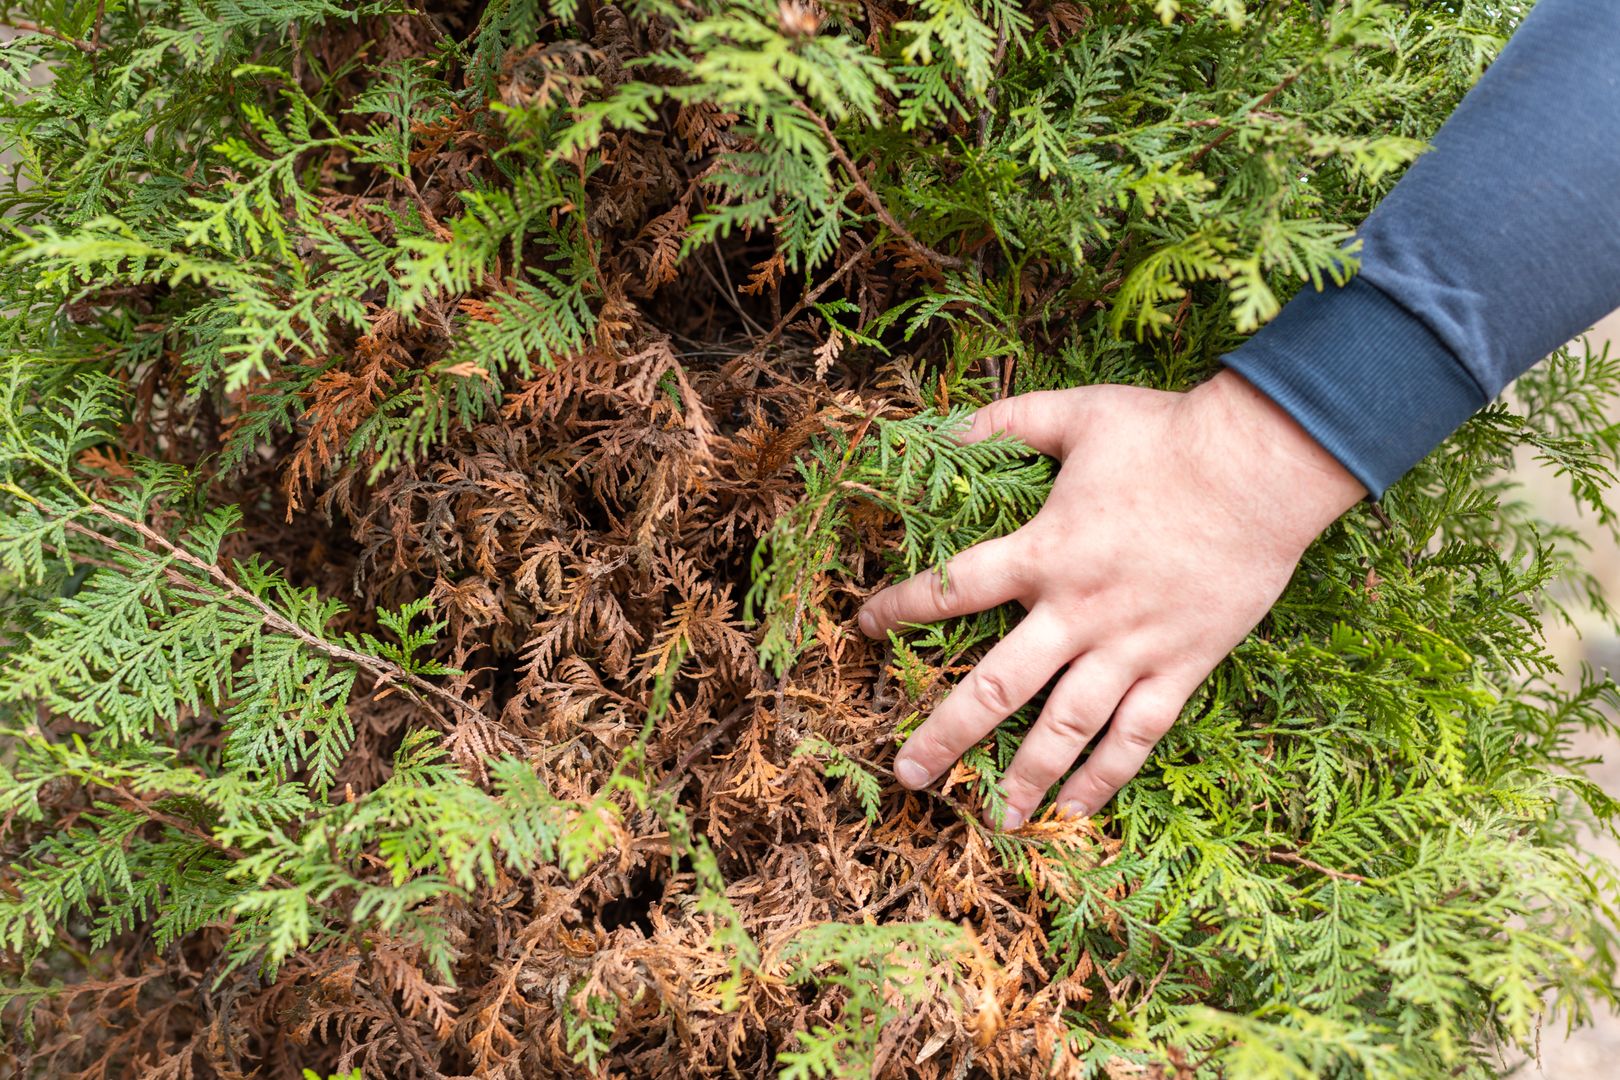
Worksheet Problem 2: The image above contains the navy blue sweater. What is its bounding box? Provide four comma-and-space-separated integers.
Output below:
1222, 0, 1620, 498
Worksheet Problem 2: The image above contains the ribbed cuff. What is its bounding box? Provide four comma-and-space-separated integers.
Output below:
1220, 277, 1487, 498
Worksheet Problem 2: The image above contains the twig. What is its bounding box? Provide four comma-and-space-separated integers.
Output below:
397, 172, 446, 239
1094, 954, 1124, 1002
717, 250, 868, 379
2, 17, 103, 53
701, 245, 768, 337
659, 702, 754, 792
39, 539, 121, 572
799, 103, 966, 274
349, 926, 447, 1080
1260, 848, 1370, 884
60, 509, 491, 728
290, 21, 305, 89
1129, 952, 1176, 1017
850, 844, 946, 919
361, 961, 444, 1080
111, 785, 297, 890
1187, 68, 1304, 167
764, 235, 872, 344
1185, 1047, 1222, 1077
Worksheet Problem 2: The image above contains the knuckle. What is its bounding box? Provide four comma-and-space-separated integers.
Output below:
1093, 773, 1129, 797
1007, 397, 1032, 434
1008, 549, 1045, 591
1120, 719, 1169, 750
1067, 772, 1111, 804
882, 579, 930, 623
968, 669, 1017, 715
1094, 758, 1136, 789
967, 400, 1008, 442
1000, 768, 1050, 805
986, 561, 1030, 601
1018, 526, 1065, 567
1045, 707, 1102, 743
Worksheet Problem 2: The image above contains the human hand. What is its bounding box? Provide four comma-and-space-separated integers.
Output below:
857, 370, 1367, 829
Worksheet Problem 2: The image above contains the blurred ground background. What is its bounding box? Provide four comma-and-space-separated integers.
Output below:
1512, 309, 1620, 1077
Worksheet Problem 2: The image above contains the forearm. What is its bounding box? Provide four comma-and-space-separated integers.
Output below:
1223, 0, 1620, 497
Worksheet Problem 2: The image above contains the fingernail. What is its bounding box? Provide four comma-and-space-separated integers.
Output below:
895, 757, 930, 789
1057, 800, 1089, 820
999, 806, 1024, 831
858, 608, 878, 637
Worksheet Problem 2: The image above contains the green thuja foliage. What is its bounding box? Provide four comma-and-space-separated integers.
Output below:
0, 372, 627, 981
778, 920, 966, 1078
748, 407, 1052, 673
0, 0, 1617, 1077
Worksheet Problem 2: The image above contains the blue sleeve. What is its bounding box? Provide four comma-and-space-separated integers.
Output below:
1221, 0, 1620, 498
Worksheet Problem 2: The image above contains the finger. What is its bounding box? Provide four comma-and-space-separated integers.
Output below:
893, 611, 1077, 791
958, 389, 1086, 457
993, 652, 1135, 829
858, 534, 1026, 638
1053, 675, 1194, 819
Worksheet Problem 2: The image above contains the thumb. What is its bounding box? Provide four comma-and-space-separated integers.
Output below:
959, 388, 1086, 457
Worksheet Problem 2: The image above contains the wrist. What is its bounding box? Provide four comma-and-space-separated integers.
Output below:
1189, 370, 1368, 549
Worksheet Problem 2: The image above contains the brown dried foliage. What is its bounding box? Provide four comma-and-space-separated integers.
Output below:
11, 6, 1143, 1079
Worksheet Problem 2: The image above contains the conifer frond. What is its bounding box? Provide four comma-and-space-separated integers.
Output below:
2, 1, 1614, 1076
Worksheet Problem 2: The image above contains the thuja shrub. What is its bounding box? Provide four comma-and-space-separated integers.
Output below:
1, 0, 1618, 1076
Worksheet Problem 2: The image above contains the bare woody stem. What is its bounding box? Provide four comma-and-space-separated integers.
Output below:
111, 785, 298, 890
1259, 848, 1372, 884
1187, 67, 1305, 167
2, 17, 103, 53
799, 103, 967, 274
772, 236, 872, 343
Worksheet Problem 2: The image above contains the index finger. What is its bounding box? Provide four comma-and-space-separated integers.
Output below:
858, 534, 1028, 638
960, 389, 1086, 457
